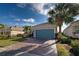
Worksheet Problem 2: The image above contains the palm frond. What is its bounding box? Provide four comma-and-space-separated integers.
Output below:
48, 17, 55, 24
48, 3, 79, 26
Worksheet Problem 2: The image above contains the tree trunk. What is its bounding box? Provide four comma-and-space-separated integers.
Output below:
57, 25, 62, 41
55, 27, 58, 39
59, 25, 61, 33
56, 27, 58, 33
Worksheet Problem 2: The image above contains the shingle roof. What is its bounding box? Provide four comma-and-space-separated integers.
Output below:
11, 26, 24, 31
32, 22, 56, 27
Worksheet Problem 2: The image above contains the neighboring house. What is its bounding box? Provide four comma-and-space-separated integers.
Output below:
63, 20, 79, 38
0, 26, 24, 37
0, 27, 11, 37
32, 23, 57, 40
10, 26, 24, 36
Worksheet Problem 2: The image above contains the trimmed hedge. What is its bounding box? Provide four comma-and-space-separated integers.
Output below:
57, 44, 70, 56
17, 34, 23, 37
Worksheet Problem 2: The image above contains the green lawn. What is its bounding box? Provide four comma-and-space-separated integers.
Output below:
0, 39, 17, 47
0, 37, 26, 47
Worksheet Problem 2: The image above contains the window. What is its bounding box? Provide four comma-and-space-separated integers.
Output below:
74, 26, 79, 34
75, 30, 79, 34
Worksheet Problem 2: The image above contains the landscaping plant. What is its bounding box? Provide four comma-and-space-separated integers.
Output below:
57, 44, 70, 56
60, 38, 71, 45
70, 40, 79, 56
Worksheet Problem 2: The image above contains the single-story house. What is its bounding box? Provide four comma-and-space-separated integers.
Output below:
0, 27, 11, 37
63, 20, 79, 38
10, 26, 24, 36
0, 26, 24, 37
32, 23, 57, 40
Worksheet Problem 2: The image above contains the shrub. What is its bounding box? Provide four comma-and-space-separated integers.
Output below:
60, 37, 71, 45
71, 40, 79, 56
23, 33, 33, 38
17, 34, 23, 37
71, 40, 79, 47
0, 35, 10, 40
57, 44, 70, 56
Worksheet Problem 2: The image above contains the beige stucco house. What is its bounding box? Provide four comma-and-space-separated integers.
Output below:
32, 23, 57, 40
0, 26, 24, 37
10, 26, 24, 36
63, 20, 79, 38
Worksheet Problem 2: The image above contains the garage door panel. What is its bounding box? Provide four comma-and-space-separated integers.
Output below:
36, 29, 55, 40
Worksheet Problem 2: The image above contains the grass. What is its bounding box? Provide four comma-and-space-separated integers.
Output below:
0, 39, 17, 47
0, 37, 26, 47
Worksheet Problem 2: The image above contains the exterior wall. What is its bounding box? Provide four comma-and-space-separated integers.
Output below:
10, 26, 24, 36
33, 30, 36, 38
64, 25, 74, 37
63, 21, 79, 38
32, 23, 57, 38
11, 31, 24, 36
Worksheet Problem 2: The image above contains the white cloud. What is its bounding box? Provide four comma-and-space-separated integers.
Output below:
32, 4, 45, 13
15, 18, 35, 23
23, 18, 35, 23
16, 3, 55, 16
31, 3, 47, 15
31, 3, 55, 16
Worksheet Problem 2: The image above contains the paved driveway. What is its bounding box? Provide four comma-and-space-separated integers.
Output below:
0, 38, 57, 56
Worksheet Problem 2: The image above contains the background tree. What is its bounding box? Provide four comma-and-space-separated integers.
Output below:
23, 26, 32, 37
0, 24, 5, 29
24, 26, 32, 34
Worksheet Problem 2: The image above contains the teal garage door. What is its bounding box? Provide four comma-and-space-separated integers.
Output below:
36, 29, 55, 40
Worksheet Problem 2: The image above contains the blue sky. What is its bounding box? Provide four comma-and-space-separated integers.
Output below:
0, 3, 79, 31
0, 3, 55, 26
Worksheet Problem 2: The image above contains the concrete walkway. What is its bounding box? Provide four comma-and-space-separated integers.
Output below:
0, 38, 57, 56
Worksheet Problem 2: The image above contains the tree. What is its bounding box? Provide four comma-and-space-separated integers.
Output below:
24, 26, 31, 34
0, 24, 5, 29
48, 3, 79, 33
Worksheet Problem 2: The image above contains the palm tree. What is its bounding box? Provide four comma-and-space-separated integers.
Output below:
48, 3, 79, 33
23, 26, 32, 37
24, 26, 31, 34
